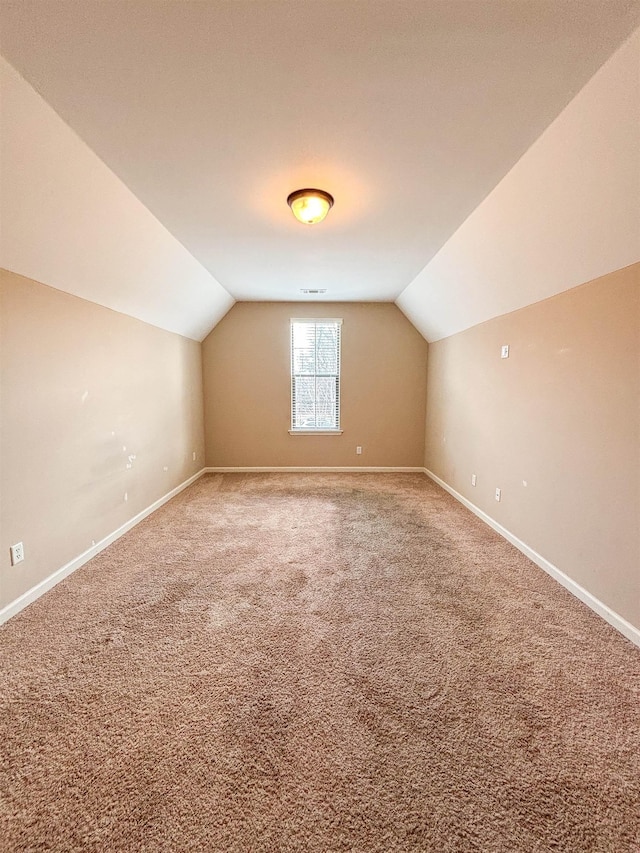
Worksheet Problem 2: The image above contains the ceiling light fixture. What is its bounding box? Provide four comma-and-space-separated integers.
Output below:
287, 188, 334, 225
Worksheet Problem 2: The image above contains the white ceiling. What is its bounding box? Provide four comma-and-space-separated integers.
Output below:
398, 26, 640, 341
1, 1, 639, 332
0, 57, 234, 341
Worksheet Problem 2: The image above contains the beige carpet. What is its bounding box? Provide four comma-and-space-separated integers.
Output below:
1, 473, 639, 852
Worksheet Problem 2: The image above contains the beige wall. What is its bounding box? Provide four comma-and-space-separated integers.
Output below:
202, 302, 428, 468
0, 269, 205, 610
425, 263, 640, 628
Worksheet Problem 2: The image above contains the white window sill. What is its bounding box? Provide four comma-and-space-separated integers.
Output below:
289, 430, 343, 436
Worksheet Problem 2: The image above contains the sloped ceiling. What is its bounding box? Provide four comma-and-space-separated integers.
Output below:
0, 58, 234, 341
0, 1, 639, 341
398, 27, 640, 341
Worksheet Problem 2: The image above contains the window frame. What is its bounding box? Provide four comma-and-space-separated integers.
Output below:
289, 318, 343, 435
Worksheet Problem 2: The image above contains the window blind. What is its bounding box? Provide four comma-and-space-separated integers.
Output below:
291, 319, 342, 431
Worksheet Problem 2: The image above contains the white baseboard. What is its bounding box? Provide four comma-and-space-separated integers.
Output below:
0, 468, 207, 626
424, 468, 640, 649
204, 466, 425, 473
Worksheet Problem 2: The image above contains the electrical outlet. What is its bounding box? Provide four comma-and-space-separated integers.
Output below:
501, 344, 510, 359
10, 542, 24, 566
471, 474, 477, 487
356, 446, 362, 455
192, 451, 196, 461
495, 488, 501, 502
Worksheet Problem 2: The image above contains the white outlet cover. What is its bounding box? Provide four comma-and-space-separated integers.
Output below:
471, 474, 477, 486
10, 542, 24, 565
501, 345, 510, 358
495, 488, 501, 501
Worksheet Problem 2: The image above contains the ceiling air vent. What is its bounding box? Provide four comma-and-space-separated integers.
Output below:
300, 289, 327, 295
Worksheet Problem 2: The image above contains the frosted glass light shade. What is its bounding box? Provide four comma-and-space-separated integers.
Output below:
287, 189, 334, 225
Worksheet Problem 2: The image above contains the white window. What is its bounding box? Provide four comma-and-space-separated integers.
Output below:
290, 319, 342, 433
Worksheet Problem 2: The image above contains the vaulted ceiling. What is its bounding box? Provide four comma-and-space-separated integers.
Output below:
1, 1, 639, 340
